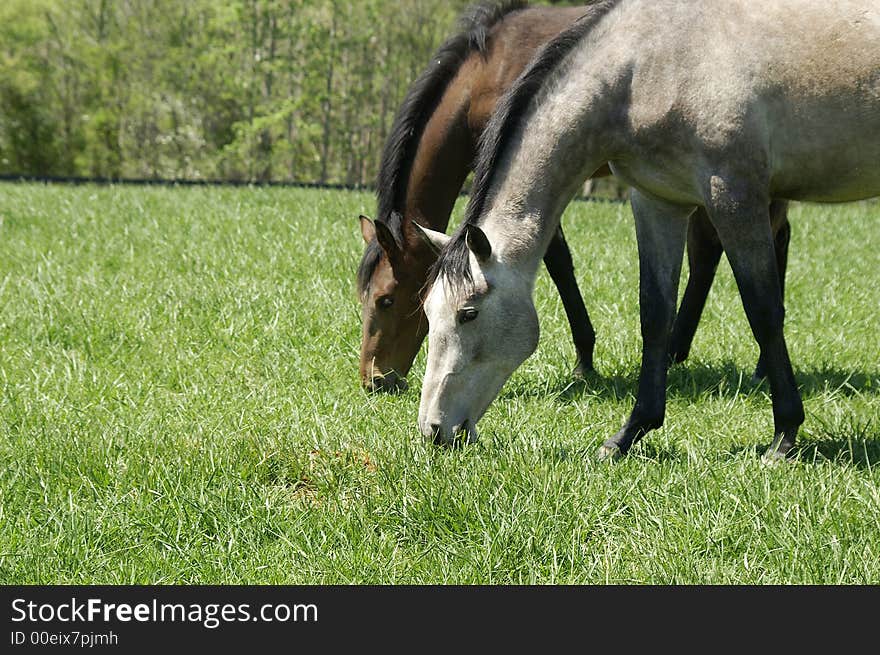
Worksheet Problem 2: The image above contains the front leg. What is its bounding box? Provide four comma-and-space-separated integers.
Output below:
598, 191, 693, 460
668, 208, 723, 365
543, 225, 596, 377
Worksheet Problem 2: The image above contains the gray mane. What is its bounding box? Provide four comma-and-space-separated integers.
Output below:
427, 0, 620, 294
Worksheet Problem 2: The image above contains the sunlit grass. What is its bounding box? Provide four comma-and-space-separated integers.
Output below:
0, 184, 877, 583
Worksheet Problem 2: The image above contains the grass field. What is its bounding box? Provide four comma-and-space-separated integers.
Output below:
0, 183, 878, 584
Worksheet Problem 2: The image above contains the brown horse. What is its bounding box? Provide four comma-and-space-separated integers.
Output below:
357, 0, 790, 392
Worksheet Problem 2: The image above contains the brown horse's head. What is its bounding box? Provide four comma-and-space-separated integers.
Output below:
357, 215, 435, 393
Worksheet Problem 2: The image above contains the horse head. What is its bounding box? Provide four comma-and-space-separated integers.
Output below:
357, 214, 435, 393
415, 222, 540, 445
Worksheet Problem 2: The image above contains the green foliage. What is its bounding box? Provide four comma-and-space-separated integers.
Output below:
0, 0, 481, 183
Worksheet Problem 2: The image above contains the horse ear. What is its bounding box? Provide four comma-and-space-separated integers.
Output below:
359, 215, 376, 244
373, 218, 400, 258
412, 222, 450, 255
465, 225, 492, 262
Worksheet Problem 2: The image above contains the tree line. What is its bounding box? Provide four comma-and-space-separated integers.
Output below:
0, 1, 592, 187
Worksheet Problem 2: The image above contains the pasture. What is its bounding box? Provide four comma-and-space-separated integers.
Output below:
0, 183, 878, 583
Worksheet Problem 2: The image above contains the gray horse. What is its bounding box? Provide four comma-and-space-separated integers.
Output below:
415, 0, 879, 461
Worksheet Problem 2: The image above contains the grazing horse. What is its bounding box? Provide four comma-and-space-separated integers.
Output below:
416, 0, 879, 461
356, 0, 791, 392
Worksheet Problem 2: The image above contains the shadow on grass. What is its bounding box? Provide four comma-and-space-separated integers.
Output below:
543, 440, 683, 465
730, 435, 880, 470
549, 434, 880, 470
500, 360, 880, 404
795, 438, 880, 469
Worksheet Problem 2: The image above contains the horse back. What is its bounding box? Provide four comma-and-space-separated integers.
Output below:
609, 0, 880, 201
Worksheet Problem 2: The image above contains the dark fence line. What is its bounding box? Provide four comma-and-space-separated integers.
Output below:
0, 173, 370, 191
0, 173, 627, 204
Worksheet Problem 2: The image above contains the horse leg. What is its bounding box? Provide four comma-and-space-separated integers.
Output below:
752, 200, 791, 382
543, 225, 596, 377
598, 190, 692, 460
706, 185, 803, 461
668, 208, 723, 365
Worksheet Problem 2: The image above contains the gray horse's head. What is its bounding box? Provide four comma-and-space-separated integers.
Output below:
415, 223, 539, 445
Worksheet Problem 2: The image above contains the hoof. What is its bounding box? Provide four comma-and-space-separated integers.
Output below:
666, 349, 688, 369
572, 359, 595, 380
761, 448, 790, 466
595, 443, 623, 462
761, 433, 795, 465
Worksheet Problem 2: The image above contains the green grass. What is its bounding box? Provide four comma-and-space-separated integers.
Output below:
0, 183, 878, 584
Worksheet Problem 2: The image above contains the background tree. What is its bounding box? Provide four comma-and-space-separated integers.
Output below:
1, 0, 594, 187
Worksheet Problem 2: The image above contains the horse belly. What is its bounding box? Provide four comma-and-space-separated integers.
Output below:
768, 108, 880, 202
608, 155, 704, 207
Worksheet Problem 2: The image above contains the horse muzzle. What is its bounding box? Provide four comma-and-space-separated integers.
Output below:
419, 418, 478, 446
364, 370, 408, 394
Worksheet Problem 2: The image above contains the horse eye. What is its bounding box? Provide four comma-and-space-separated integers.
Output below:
377, 295, 394, 309
458, 307, 478, 324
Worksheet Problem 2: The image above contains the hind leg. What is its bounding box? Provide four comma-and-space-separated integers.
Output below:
752, 200, 791, 381
672, 201, 792, 380
705, 180, 803, 461
668, 208, 723, 365
544, 226, 596, 378
598, 190, 693, 459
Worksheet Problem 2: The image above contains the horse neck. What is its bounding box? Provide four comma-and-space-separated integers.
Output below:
399, 4, 590, 238
400, 63, 478, 237
481, 133, 611, 281
480, 74, 622, 280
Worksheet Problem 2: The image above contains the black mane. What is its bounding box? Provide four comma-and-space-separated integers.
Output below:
428, 0, 620, 295
358, 1, 528, 298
